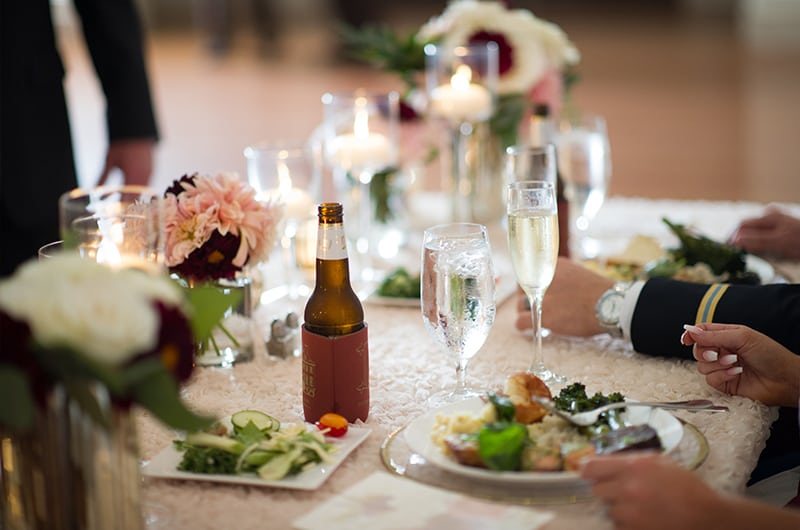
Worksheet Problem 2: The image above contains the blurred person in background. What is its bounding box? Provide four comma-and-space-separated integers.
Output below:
582, 323, 800, 530
0, 0, 159, 277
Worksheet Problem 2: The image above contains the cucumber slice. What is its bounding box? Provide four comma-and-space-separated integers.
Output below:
231, 410, 279, 433
257, 448, 301, 481
184, 432, 244, 454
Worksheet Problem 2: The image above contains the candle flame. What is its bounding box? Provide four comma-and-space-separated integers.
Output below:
354, 97, 370, 140
451, 64, 473, 91
96, 218, 124, 266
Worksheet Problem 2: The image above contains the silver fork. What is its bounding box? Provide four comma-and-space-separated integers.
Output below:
531, 397, 729, 427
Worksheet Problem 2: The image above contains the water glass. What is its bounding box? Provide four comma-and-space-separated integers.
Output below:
421, 222, 496, 406
556, 113, 612, 259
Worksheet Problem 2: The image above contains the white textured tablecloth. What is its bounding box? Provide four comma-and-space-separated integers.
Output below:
138, 196, 799, 530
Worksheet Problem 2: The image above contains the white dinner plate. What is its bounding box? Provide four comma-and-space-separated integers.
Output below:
143, 424, 370, 490
746, 255, 775, 284
404, 397, 683, 485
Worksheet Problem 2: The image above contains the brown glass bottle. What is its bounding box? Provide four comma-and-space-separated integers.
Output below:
301, 202, 369, 423
303, 203, 364, 335
530, 103, 570, 257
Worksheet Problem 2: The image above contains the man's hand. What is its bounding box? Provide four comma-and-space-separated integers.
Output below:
98, 139, 155, 186
515, 257, 612, 337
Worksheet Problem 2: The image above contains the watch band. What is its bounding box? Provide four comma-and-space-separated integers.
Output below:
595, 282, 631, 338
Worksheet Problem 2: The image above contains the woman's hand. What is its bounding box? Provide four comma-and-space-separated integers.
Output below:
682, 323, 800, 407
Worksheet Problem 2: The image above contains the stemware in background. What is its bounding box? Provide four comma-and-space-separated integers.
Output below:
424, 42, 497, 223
421, 223, 496, 406
58, 185, 163, 270
556, 112, 612, 260
321, 90, 399, 284
38, 240, 64, 260
244, 142, 319, 305
504, 144, 557, 187
506, 181, 565, 385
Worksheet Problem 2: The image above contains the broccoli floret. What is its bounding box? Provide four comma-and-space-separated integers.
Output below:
663, 218, 748, 277
553, 383, 626, 435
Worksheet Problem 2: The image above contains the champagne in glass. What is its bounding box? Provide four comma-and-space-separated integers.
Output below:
506, 181, 565, 384
421, 223, 496, 406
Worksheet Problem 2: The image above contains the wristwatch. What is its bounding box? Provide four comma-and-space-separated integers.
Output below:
595, 282, 630, 338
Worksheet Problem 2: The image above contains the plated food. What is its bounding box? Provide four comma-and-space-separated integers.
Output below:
143, 410, 370, 490
589, 218, 771, 284
420, 373, 679, 475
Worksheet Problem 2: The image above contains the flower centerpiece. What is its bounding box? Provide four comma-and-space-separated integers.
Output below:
0, 255, 228, 529
163, 172, 282, 365
343, 0, 580, 221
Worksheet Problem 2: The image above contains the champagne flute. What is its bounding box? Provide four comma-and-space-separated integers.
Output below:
506, 181, 565, 384
556, 113, 612, 260
421, 223, 496, 406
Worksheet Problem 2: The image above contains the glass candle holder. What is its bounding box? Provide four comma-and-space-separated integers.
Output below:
321, 90, 400, 282
424, 42, 498, 223
58, 185, 164, 270
244, 142, 320, 302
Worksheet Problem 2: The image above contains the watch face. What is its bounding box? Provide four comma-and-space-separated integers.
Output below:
598, 291, 624, 325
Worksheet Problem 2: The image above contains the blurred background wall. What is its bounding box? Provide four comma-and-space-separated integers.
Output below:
53, 0, 799, 203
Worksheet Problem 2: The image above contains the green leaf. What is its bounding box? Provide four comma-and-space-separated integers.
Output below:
64, 379, 111, 429
487, 392, 516, 422
34, 346, 125, 396
183, 283, 241, 342
489, 94, 527, 148
234, 422, 268, 446
130, 367, 214, 432
121, 358, 166, 388
0, 365, 35, 432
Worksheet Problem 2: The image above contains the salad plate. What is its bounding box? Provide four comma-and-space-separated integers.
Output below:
403, 397, 683, 485
143, 425, 370, 490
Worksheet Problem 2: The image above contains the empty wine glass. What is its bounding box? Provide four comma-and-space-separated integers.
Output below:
506, 181, 565, 385
421, 223, 496, 406
556, 113, 612, 260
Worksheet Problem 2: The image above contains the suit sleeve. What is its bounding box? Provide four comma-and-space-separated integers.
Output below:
73, 0, 159, 141
630, 278, 800, 359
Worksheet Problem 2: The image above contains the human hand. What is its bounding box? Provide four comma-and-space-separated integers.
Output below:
728, 205, 800, 260
682, 323, 800, 407
581, 453, 724, 530
515, 257, 611, 336
98, 139, 155, 187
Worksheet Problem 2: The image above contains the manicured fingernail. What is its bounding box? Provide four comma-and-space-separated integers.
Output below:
726, 366, 743, 375
702, 350, 718, 362
683, 324, 704, 334
720, 354, 738, 366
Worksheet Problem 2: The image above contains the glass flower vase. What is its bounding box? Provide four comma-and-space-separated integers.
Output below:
0, 385, 143, 530
179, 274, 255, 367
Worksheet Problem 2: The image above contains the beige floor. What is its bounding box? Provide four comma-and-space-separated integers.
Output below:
58, 3, 800, 204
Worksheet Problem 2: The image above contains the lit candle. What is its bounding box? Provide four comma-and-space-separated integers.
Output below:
329, 98, 393, 171
277, 160, 314, 221
429, 64, 492, 123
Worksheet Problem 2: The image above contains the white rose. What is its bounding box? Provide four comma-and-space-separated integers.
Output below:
0, 255, 185, 366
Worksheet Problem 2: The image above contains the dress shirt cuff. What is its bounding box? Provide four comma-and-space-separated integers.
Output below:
620, 280, 645, 342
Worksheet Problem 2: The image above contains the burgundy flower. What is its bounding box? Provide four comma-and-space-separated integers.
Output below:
469, 30, 514, 77
164, 173, 197, 197
170, 230, 243, 282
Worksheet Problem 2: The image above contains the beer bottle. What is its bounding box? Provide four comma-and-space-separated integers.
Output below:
530, 103, 570, 257
301, 203, 369, 422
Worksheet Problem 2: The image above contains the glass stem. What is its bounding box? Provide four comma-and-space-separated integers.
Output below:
528, 292, 545, 374
450, 122, 474, 222
454, 357, 470, 396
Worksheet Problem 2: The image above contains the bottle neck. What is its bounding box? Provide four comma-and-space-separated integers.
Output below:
315, 221, 351, 285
